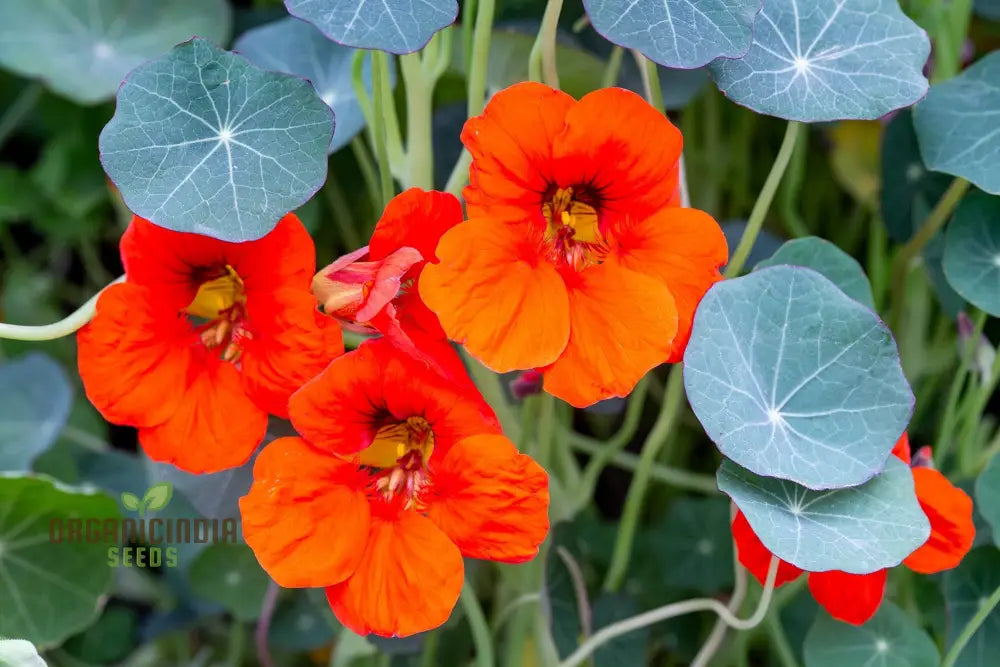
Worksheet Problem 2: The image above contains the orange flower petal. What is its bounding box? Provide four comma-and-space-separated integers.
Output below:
808, 569, 887, 625
77, 282, 191, 428
138, 352, 268, 473
240, 437, 370, 588
542, 261, 678, 407
241, 287, 343, 418
461, 82, 575, 221
426, 434, 549, 563
903, 467, 975, 574
892, 433, 912, 463
553, 87, 682, 225
229, 213, 317, 290
369, 188, 464, 268
611, 207, 727, 362
420, 219, 570, 373
731, 511, 804, 587
325, 505, 464, 637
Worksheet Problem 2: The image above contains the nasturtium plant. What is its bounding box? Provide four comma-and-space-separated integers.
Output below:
943, 191, 1000, 317
583, 0, 761, 69
804, 602, 939, 667
709, 0, 930, 122
684, 266, 913, 489
0, 0, 231, 105
944, 547, 1000, 667
0, 353, 71, 472
756, 236, 876, 309
99, 38, 334, 242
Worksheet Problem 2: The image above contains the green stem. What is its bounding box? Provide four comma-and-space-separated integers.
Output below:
226, 620, 246, 667
0, 275, 124, 341
461, 579, 495, 667
635, 51, 664, 114
765, 613, 800, 667
419, 630, 440, 667
462, 351, 521, 442
371, 51, 395, 208
350, 137, 381, 215
528, 0, 563, 87
956, 334, 1000, 475
563, 557, 780, 667
942, 582, 1000, 667
570, 436, 717, 495
601, 46, 624, 88
603, 367, 685, 592
322, 171, 362, 250
462, 0, 478, 69
467, 0, 495, 118
400, 52, 434, 189
724, 121, 802, 278
935, 309, 988, 464
0, 82, 42, 148
890, 177, 970, 329
778, 124, 809, 238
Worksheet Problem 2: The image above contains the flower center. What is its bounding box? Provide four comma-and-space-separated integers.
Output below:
541, 187, 605, 269
185, 265, 251, 362
360, 416, 434, 509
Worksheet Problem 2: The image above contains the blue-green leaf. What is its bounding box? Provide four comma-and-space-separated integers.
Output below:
717, 457, 930, 573
943, 547, 1000, 667
187, 543, 271, 621
284, 0, 457, 54
756, 236, 875, 309
709, 0, 930, 122
583, 0, 761, 69
99, 38, 334, 242
943, 191, 1000, 317
234, 17, 390, 154
643, 497, 734, 595
976, 0, 1000, 21
0, 0, 230, 105
0, 353, 72, 472
684, 266, 913, 490
975, 453, 1000, 549
803, 602, 939, 667
914, 51, 1000, 195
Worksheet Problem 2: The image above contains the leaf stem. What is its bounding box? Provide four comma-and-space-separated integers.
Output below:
634, 51, 664, 114
941, 581, 1000, 667
371, 51, 396, 208
349, 137, 382, 216
602, 46, 624, 88
935, 309, 988, 464
562, 557, 779, 667
0, 82, 42, 148
400, 52, 434, 189
0, 275, 124, 341
255, 581, 280, 667
528, 0, 563, 87
725, 121, 802, 278
569, 435, 717, 495
461, 578, 495, 667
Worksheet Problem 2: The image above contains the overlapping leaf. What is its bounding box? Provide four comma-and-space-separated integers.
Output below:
975, 454, 1000, 548
756, 236, 875, 309
284, 0, 457, 54
0, 353, 72, 472
943, 191, 1000, 316
235, 17, 391, 154
914, 51, 1000, 195
804, 602, 939, 667
0, 0, 230, 105
99, 38, 334, 242
710, 0, 930, 122
684, 266, 913, 490
943, 547, 1000, 667
583, 0, 761, 69
717, 458, 930, 573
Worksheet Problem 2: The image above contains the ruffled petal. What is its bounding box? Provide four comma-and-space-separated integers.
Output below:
553, 87, 682, 225
77, 282, 191, 428
325, 504, 464, 637
542, 260, 678, 407
240, 437, 370, 588
610, 207, 727, 362
369, 189, 464, 270
241, 287, 344, 418
903, 467, 975, 574
461, 82, 576, 222
808, 569, 887, 626
731, 511, 804, 587
138, 351, 268, 473
420, 218, 570, 373
426, 434, 549, 562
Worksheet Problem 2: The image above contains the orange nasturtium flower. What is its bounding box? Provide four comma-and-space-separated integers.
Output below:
420, 82, 728, 407
732, 435, 975, 625
77, 215, 342, 474
240, 339, 549, 637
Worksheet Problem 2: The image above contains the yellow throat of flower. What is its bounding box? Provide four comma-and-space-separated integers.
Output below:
186, 265, 246, 320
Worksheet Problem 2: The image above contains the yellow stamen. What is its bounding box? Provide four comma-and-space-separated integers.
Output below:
358, 416, 435, 469
186, 265, 245, 319
543, 187, 600, 243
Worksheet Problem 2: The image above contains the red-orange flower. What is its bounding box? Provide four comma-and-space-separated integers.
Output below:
419, 82, 727, 407
78, 215, 342, 474
240, 339, 549, 637
731, 435, 975, 625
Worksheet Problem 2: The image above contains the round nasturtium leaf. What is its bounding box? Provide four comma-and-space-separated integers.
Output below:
717, 457, 930, 574
0, 0, 230, 105
99, 38, 334, 243
803, 601, 939, 667
234, 17, 392, 154
582, 0, 761, 69
756, 237, 876, 309
0, 475, 120, 647
943, 547, 1000, 667
943, 192, 1000, 317
187, 543, 271, 621
646, 497, 734, 595
0, 353, 72, 472
284, 0, 458, 54
914, 51, 1000, 196
975, 453, 1000, 549
684, 266, 913, 490
709, 0, 930, 122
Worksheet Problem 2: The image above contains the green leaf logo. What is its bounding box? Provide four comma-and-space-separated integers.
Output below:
121, 483, 173, 517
